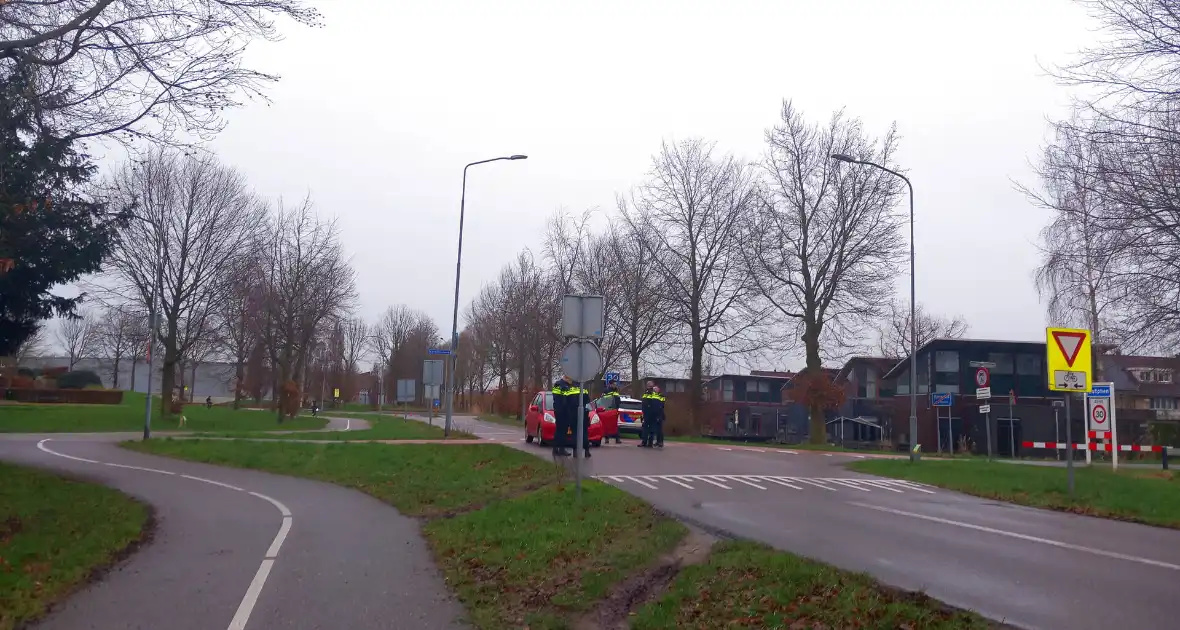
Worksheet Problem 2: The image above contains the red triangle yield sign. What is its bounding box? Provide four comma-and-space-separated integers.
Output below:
1052, 331, 1087, 367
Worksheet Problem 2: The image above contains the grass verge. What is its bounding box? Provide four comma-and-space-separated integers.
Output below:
668, 435, 903, 456
631, 540, 988, 629
0, 392, 327, 433
850, 459, 1180, 528
123, 438, 686, 628
194, 412, 471, 441
0, 462, 151, 630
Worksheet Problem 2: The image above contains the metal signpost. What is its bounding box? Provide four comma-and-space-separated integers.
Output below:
1052, 399, 1064, 461
1047, 327, 1092, 495
397, 379, 415, 420
931, 392, 952, 453
561, 294, 605, 499
970, 362, 994, 460
423, 359, 444, 429
1008, 390, 1017, 459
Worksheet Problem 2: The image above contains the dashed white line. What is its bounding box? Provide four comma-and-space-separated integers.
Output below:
756, 476, 803, 490
37, 439, 292, 630
851, 502, 1180, 572
856, 479, 905, 493
789, 477, 838, 491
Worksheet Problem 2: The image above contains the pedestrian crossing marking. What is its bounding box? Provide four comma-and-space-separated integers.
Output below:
593, 474, 932, 494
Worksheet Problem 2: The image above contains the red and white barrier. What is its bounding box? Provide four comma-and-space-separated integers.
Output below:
1022, 441, 1171, 453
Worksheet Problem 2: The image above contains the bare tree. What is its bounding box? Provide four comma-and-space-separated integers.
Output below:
1018, 117, 1131, 346
55, 311, 97, 370
745, 102, 906, 443
1055, 0, 1180, 132
15, 324, 47, 362
261, 197, 356, 418
621, 138, 758, 427
217, 253, 266, 408
103, 149, 266, 415
602, 218, 675, 396
0, 0, 321, 145
95, 305, 139, 388
340, 316, 369, 402
875, 301, 969, 359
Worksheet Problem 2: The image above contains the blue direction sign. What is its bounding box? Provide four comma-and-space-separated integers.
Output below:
428, 349, 451, 355
1089, 384, 1112, 398
931, 392, 953, 407
604, 371, 620, 382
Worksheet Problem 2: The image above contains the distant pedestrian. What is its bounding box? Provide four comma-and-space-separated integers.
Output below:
205, 396, 213, 409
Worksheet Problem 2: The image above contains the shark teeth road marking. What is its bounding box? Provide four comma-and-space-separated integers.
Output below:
593, 474, 934, 494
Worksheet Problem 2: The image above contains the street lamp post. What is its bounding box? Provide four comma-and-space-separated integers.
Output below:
444, 155, 528, 437
831, 153, 919, 462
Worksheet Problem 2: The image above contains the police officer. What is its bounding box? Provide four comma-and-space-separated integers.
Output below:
640, 381, 664, 448
603, 382, 622, 444
648, 385, 666, 447
575, 380, 592, 458
551, 375, 575, 457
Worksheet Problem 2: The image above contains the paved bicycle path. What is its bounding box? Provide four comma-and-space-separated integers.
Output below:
0, 435, 466, 630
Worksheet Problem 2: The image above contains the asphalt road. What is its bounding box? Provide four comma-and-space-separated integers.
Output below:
0, 434, 465, 630
449, 414, 1180, 630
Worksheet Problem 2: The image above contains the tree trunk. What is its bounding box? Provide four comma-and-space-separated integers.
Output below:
161, 342, 177, 418
190, 362, 198, 402
233, 359, 245, 409
111, 353, 122, 389
690, 330, 704, 434
630, 353, 641, 398
804, 326, 825, 445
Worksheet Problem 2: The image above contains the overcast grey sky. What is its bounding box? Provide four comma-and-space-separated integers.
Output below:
82, 1, 1101, 364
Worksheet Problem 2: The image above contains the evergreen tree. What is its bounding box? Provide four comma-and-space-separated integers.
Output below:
0, 64, 120, 355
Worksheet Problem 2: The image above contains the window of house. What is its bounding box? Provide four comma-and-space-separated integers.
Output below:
1151, 397, 1178, 410
865, 369, 878, 399
935, 351, 959, 373
1016, 354, 1041, 375
934, 383, 960, 394
988, 353, 1014, 374
1161, 371, 1174, 384
722, 379, 734, 402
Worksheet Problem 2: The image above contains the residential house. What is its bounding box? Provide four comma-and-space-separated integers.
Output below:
831, 357, 900, 445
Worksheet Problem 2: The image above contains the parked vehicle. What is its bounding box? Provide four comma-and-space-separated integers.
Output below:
591, 395, 644, 436
524, 390, 604, 447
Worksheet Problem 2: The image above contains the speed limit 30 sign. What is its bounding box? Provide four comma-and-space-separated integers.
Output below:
1090, 403, 1108, 427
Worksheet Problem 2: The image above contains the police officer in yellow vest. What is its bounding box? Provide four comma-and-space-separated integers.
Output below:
640, 382, 666, 448
551, 375, 576, 457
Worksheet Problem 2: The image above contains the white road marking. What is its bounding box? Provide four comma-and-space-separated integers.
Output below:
345, 418, 351, 431
725, 475, 768, 490
662, 476, 695, 489
621, 475, 659, 489
690, 475, 733, 489
782, 450, 798, 455
824, 454, 833, 457
788, 477, 838, 491
738, 447, 765, 453
180, 474, 243, 491
854, 455, 867, 459
37, 439, 293, 630
718, 447, 734, 451
851, 502, 1180, 572
756, 476, 803, 490
227, 559, 275, 630
889, 480, 937, 494
826, 479, 873, 492
856, 479, 905, 493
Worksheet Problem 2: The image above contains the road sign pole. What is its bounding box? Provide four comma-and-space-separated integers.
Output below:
1084, 408, 1092, 465
936, 406, 942, 454
1009, 393, 1015, 459
576, 389, 584, 498
1109, 383, 1119, 471
985, 410, 993, 461
1066, 393, 1074, 496
948, 409, 955, 454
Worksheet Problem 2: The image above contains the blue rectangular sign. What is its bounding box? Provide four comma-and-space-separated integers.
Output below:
604, 371, 620, 382
428, 349, 451, 355
931, 392, 953, 407
1089, 385, 1111, 398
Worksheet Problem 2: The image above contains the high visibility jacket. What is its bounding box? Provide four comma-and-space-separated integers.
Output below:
552, 381, 587, 421
604, 389, 621, 398
641, 390, 666, 420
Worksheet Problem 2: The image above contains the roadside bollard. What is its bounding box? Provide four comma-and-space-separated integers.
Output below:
1163, 448, 1169, 471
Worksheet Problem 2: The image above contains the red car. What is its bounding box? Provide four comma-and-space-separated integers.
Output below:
525, 391, 603, 447
591, 395, 644, 438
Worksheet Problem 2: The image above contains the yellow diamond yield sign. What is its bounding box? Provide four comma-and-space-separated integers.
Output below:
1046, 327, 1092, 392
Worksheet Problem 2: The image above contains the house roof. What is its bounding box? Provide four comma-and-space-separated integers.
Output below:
834, 356, 901, 382
750, 370, 796, 378
881, 337, 1048, 380
1099, 354, 1180, 397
